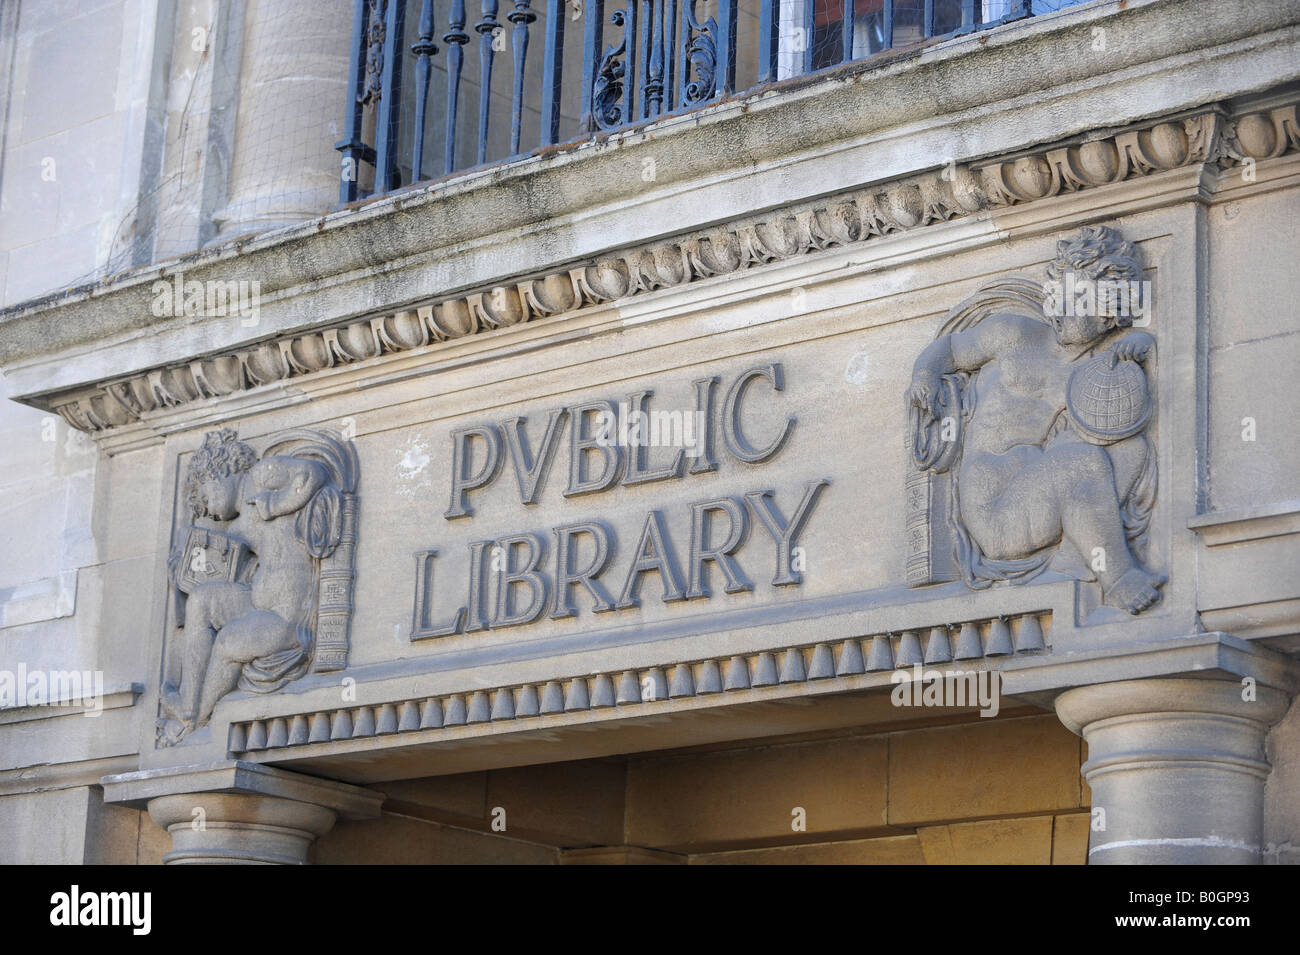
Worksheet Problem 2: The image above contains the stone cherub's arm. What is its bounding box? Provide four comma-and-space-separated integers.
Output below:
906, 314, 1026, 420
243, 455, 328, 521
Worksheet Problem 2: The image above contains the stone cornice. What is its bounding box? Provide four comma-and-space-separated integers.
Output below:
101, 759, 384, 818
0, 753, 140, 797
37, 98, 1300, 433
1, 0, 1298, 414
0, 682, 142, 726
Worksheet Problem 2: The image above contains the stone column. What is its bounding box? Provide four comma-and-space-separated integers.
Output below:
1055, 677, 1290, 864
103, 760, 384, 865
209, 0, 354, 241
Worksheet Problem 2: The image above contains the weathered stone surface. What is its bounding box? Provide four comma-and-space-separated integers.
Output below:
887, 716, 1085, 826
1051, 811, 1091, 866
916, 816, 1055, 865
691, 834, 925, 865
627, 736, 890, 850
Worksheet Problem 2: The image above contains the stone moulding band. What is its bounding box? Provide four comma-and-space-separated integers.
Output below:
226, 611, 1050, 755
50, 101, 1300, 433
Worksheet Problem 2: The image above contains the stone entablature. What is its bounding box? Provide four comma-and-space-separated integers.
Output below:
35, 102, 1300, 434
100, 198, 1236, 769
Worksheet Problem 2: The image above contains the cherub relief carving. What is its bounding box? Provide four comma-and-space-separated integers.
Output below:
905, 226, 1162, 614
158, 428, 358, 745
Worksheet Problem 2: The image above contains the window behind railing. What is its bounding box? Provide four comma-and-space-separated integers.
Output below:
336, 0, 1089, 202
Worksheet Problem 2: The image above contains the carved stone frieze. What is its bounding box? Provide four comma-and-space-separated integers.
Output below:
1218, 102, 1300, 167
905, 225, 1162, 615
158, 427, 359, 746
47, 102, 1299, 434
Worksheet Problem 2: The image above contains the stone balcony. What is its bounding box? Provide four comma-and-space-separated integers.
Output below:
3, 0, 1296, 423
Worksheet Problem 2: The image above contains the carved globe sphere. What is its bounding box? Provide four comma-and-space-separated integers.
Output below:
1067, 354, 1152, 444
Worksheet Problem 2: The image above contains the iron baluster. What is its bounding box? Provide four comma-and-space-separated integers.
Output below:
591, 8, 627, 130
374, 0, 406, 193
508, 0, 537, 154
411, 0, 439, 182
580, 0, 606, 132
540, 0, 565, 146
714, 0, 736, 96
841, 0, 855, 62
444, 0, 470, 173
756, 0, 776, 86
923, 0, 934, 37
664, 0, 676, 112
637, 0, 650, 120
336, 0, 374, 203
677, 0, 688, 105
646, 0, 664, 118
882, 0, 893, 49
476, 0, 503, 165
623, 2, 638, 125
680, 0, 717, 108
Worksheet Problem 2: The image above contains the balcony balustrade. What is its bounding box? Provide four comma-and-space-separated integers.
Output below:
330, 0, 1084, 201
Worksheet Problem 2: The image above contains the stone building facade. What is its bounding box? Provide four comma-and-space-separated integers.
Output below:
1, 0, 1298, 864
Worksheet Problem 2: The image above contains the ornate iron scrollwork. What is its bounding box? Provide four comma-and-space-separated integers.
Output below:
592, 10, 629, 130
681, 0, 717, 107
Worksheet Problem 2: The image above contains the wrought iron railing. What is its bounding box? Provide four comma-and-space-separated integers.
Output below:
336, 0, 1084, 202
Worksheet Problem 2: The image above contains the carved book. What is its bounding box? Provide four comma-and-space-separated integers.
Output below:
176, 526, 254, 594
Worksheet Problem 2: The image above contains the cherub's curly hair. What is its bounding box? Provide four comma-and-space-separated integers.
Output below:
185, 428, 256, 517
1045, 226, 1144, 328
1046, 226, 1143, 285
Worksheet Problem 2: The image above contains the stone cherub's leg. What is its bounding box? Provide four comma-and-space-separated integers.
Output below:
964, 442, 1163, 613
1052, 443, 1163, 612
195, 609, 299, 724
1104, 432, 1151, 503
164, 581, 253, 722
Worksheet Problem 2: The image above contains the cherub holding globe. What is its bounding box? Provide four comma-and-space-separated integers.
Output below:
906, 226, 1163, 614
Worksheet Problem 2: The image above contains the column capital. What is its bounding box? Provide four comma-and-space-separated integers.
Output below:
148, 792, 338, 864
1054, 677, 1292, 864
1056, 676, 1291, 736
103, 760, 383, 864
